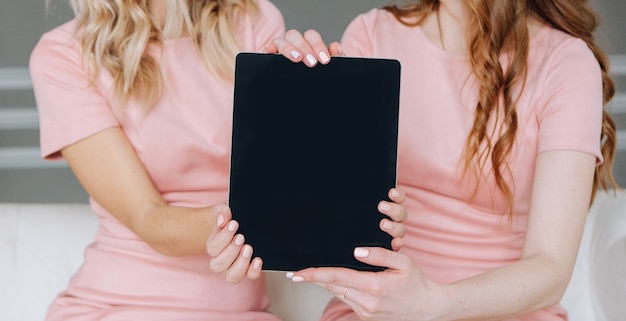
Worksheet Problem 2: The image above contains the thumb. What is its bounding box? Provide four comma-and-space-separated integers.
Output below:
329, 42, 343, 56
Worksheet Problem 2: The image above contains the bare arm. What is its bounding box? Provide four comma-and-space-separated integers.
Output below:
439, 150, 595, 320
61, 127, 230, 257
293, 150, 596, 321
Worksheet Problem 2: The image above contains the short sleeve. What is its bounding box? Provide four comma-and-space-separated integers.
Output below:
29, 25, 120, 161
537, 38, 604, 164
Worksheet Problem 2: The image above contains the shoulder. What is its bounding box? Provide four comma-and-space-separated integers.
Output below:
346, 8, 404, 35
531, 26, 600, 74
341, 8, 409, 56
256, 0, 282, 19
30, 20, 82, 77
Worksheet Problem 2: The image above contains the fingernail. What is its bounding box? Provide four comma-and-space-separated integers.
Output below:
306, 54, 317, 66
391, 189, 400, 198
319, 51, 330, 64
354, 248, 369, 258
286, 272, 294, 279
291, 50, 301, 59
291, 276, 304, 282
217, 215, 224, 228
382, 220, 393, 230
378, 202, 391, 212
253, 259, 262, 269
242, 245, 252, 258
234, 234, 244, 246
228, 221, 237, 232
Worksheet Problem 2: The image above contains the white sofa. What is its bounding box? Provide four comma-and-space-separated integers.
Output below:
1, 190, 624, 321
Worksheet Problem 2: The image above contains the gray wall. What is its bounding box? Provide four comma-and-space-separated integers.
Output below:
0, 0, 624, 203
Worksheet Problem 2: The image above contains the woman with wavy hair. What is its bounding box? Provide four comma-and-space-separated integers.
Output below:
264, 0, 619, 320
26, 0, 380, 320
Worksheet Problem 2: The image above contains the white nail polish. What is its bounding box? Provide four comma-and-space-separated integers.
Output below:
306, 54, 317, 66
291, 50, 301, 59
228, 221, 237, 232
242, 245, 252, 258
319, 51, 330, 64
286, 272, 294, 279
234, 234, 244, 246
291, 276, 304, 282
354, 248, 369, 258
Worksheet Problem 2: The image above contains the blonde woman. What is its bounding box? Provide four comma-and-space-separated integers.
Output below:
31, 0, 291, 320
266, 0, 619, 320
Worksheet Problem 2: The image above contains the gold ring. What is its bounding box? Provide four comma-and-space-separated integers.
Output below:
339, 286, 348, 299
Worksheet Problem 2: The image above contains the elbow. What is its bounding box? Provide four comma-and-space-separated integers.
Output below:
538, 262, 576, 309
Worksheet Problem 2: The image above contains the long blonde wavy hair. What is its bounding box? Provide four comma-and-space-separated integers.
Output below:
385, 0, 618, 215
68, 0, 258, 106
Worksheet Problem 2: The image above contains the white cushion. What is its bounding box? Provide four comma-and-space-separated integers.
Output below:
1, 191, 624, 321
0, 203, 98, 321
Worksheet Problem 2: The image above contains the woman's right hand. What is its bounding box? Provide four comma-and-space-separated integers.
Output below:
266, 29, 342, 68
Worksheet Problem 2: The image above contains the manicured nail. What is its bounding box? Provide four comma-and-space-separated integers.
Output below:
306, 54, 317, 66
354, 248, 369, 258
378, 202, 391, 212
242, 245, 252, 258
228, 221, 237, 232
217, 215, 225, 228
291, 276, 304, 282
319, 51, 330, 64
291, 50, 301, 59
234, 234, 244, 246
286, 272, 294, 279
253, 259, 262, 269
382, 220, 393, 230
391, 189, 400, 198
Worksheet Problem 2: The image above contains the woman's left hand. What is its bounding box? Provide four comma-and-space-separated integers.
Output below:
378, 188, 407, 251
289, 247, 446, 321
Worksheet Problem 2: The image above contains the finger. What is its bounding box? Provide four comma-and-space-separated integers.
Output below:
208, 233, 245, 273
272, 37, 304, 63
264, 42, 278, 54
205, 220, 239, 257
213, 203, 232, 229
225, 244, 254, 283
391, 237, 404, 252
353, 247, 412, 272
328, 42, 343, 57
246, 257, 263, 280
303, 29, 331, 64
284, 29, 320, 67
271, 28, 318, 65
379, 218, 405, 239
378, 199, 408, 224
291, 266, 376, 292
388, 188, 406, 205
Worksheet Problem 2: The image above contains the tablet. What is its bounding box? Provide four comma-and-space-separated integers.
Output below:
229, 53, 401, 271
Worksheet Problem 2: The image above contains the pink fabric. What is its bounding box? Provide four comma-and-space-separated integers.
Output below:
320, 8, 604, 321
29, 1, 285, 320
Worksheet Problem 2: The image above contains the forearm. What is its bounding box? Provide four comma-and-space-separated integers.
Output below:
439, 253, 571, 321
133, 203, 222, 257
61, 127, 223, 257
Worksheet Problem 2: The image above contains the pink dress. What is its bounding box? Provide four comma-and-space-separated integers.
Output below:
29, 1, 285, 320
321, 9, 603, 321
